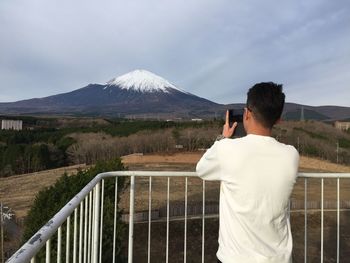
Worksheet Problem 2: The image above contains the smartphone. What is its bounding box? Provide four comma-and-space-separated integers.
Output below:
228, 109, 246, 137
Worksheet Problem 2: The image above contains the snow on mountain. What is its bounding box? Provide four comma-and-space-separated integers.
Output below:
106, 69, 187, 93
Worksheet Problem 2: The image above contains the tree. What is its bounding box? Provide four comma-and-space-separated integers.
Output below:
22, 159, 127, 262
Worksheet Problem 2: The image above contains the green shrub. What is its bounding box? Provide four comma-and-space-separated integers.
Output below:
303, 145, 319, 156
339, 138, 350, 149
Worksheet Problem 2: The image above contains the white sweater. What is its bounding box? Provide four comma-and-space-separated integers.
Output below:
196, 134, 299, 263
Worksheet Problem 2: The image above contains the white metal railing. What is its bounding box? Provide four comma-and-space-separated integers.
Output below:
6, 172, 350, 263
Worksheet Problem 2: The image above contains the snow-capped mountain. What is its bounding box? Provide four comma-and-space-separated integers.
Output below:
106, 69, 187, 94
0, 70, 220, 117
2, 69, 349, 120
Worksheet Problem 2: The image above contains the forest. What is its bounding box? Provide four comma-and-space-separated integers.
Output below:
0, 118, 220, 177
1, 117, 350, 178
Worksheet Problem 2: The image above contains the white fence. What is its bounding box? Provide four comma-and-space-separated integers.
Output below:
6, 172, 350, 263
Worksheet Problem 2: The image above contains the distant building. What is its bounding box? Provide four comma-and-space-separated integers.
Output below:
1, 120, 23, 131
191, 118, 203, 122
334, 121, 350, 131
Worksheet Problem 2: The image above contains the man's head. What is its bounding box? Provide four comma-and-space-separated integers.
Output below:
244, 82, 285, 131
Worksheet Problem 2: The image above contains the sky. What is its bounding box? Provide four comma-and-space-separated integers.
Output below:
1, 0, 350, 106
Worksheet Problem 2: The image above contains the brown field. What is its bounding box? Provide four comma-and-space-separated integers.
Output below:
0, 164, 89, 218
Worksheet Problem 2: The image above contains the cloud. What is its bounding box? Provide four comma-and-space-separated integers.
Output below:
0, 0, 349, 106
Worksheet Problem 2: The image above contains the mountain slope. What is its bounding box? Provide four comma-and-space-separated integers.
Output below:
0, 70, 219, 117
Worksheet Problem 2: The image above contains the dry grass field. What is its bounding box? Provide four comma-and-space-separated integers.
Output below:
0, 164, 89, 218
120, 152, 350, 213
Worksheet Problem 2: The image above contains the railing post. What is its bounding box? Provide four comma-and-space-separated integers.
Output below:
202, 180, 205, 263
184, 177, 188, 263
320, 178, 324, 263
92, 183, 100, 263
128, 176, 135, 263
73, 208, 78, 263
304, 178, 308, 263
337, 178, 340, 263
46, 239, 51, 263
113, 177, 118, 263
66, 216, 71, 263
99, 180, 105, 263
79, 202, 83, 263
88, 191, 92, 263
148, 176, 152, 263
57, 226, 62, 263
84, 196, 88, 263
166, 177, 170, 263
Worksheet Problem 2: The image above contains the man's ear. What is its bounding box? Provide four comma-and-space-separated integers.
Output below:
244, 108, 250, 120
275, 118, 282, 125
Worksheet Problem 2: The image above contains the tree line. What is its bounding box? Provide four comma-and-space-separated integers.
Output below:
0, 120, 220, 177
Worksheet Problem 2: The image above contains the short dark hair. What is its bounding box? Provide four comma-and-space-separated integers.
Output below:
246, 82, 285, 128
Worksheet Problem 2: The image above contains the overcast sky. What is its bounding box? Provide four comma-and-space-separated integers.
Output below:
1, 0, 350, 106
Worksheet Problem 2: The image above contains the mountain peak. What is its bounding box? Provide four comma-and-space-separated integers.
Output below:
106, 69, 184, 93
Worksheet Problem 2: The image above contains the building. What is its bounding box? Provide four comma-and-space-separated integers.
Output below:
1, 119, 23, 131
334, 121, 350, 131
191, 118, 203, 122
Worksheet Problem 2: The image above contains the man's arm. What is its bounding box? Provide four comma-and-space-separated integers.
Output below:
196, 140, 222, 181
196, 110, 237, 181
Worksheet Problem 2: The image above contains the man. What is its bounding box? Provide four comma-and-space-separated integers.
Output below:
196, 82, 299, 263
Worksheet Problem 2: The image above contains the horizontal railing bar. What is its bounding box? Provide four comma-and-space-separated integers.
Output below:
8, 171, 350, 263
99, 171, 350, 178
298, 173, 350, 178
130, 207, 350, 224
101, 171, 350, 179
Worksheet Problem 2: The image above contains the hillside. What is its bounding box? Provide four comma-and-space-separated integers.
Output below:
0, 164, 89, 218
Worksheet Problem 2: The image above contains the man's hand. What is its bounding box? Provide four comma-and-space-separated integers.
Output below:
223, 110, 237, 138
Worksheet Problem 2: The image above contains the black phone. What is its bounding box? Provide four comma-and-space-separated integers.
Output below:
228, 109, 246, 137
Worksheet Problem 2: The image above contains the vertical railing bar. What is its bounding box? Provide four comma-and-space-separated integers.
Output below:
148, 176, 152, 263
202, 180, 205, 263
73, 208, 78, 263
79, 202, 83, 263
99, 179, 105, 263
66, 216, 71, 263
88, 191, 92, 263
321, 178, 324, 263
337, 178, 340, 263
93, 183, 100, 263
91, 187, 96, 263
128, 176, 135, 263
184, 177, 188, 263
304, 178, 308, 263
84, 196, 88, 263
113, 177, 118, 263
57, 226, 62, 263
46, 239, 51, 263
166, 177, 170, 263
